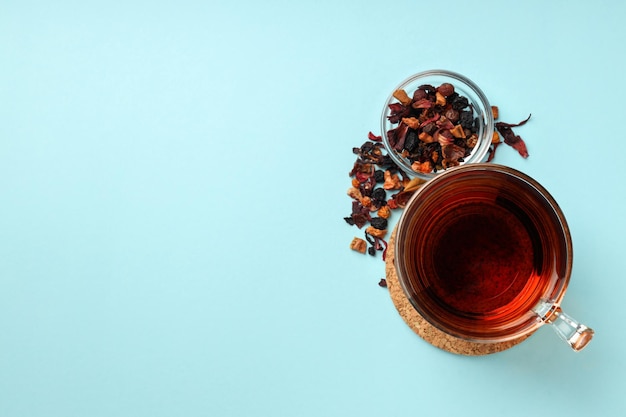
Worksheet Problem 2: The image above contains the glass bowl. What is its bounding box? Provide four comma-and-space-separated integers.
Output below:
380, 69, 494, 180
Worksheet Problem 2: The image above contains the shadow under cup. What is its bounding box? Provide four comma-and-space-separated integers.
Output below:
395, 164, 572, 343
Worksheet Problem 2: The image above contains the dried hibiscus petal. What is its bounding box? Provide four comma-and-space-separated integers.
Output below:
496, 114, 531, 158
420, 112, 440, 127
387, 198, 399, 209
355, 170, 373, 183
487, 141, 502, 162
412, 98, 433, 109
389, 189, 414, 208
392, 123, 409, 151
346, 199, 371, 228
348, 160, 370, 178
387, 103, 409, 123
349, 213, 369, 229
441, 144, 465, 162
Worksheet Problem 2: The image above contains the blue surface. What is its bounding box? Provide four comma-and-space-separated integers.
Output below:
1, 1, 624, 416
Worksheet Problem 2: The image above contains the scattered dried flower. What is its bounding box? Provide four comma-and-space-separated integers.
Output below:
383, 170, 402, 190
350, 237, 367, 254
345, 133, 404, 261
347, 187, 362, 200
487, 141, 502, 163
403, 177, 426, 193
360, 196, 373, 209
496, 114, 531, 158
377, 205, 391, 219
366, 226, 387, 239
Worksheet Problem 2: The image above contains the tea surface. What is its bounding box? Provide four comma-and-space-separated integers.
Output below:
425, 200, 537, 315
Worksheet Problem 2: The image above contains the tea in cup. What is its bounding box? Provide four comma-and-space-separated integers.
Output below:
394, 163, 593, 351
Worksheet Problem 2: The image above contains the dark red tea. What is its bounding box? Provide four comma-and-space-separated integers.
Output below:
395, 165, 572, 341
429, 200, 536, 314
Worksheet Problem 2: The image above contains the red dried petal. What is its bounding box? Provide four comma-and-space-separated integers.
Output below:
509, 138, 529, 158
388, 103, 405, 113
436, 117, 455, 130
419, 113, 440, 127
391, 190, 414, 208
487, 142, 502, 162
355, 171, 372, 183
379, 238, 388, 261
351, 213, 369, 229
496, 115, 531, 158
441, 144, 465, 161
496, 114, 531, 128
412, 98, 433, 109
391, 123, 409, 151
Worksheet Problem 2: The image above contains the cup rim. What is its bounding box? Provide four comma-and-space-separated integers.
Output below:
380, 69, 494, 180
394, 163, 573, 343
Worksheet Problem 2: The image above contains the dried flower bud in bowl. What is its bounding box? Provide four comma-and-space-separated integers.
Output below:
381, 70, 494, 179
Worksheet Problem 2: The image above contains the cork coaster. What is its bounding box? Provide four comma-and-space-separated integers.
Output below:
386, 227, 532, 355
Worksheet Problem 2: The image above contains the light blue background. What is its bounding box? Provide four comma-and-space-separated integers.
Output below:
1, 1, 624, 416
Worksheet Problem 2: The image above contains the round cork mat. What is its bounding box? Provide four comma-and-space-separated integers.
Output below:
386, 227, 532, 355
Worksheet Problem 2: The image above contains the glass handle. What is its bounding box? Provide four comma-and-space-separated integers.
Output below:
535, 302, 594, 351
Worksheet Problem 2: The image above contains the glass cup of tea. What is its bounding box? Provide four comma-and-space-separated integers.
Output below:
394, 163, 594, 351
